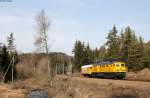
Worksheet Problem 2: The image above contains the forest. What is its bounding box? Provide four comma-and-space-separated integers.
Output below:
73, 25, 150, 71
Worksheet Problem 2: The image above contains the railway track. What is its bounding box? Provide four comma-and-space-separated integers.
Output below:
69, 74, 150, 82
124, 78, 150, 82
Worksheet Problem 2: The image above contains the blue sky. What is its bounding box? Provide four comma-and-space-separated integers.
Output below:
0, 0, 149, 55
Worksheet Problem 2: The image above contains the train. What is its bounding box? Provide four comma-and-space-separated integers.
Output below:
81, 61, 127, 79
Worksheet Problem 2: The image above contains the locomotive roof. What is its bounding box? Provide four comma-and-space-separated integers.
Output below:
82, 61, 124, 67
92, 61, 123, 66
81, 64, 93, 68
95, 61, 112, 65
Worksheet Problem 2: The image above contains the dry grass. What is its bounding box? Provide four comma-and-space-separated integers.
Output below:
0, 74, 149, 98
46, 75, 150, 98
0, 83, 26, 98
108, 87, 139, 98
137, 68, 150, 80
16, 57, 53, 80
127, 68, 150, 81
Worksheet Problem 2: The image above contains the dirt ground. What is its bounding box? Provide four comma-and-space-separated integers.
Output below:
0, 69, 150, 98
0, 84, 26, 98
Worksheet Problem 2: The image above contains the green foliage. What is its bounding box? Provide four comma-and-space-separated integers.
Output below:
119, 27, 145, 70
82, 43, 94, 64
73, 40, 107, 70
0, 33, 19, 81
94, 46, 106, 61
73, 40, 85, 70
7, 33, 15, 53
106, 25, 120, 59
0, 45, 18, 81
73, 25, 150, 71
142, 41, 150, 68
104, 26, 150, 70
0, 45, 10, 73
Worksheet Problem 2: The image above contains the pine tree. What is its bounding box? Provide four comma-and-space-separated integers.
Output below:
83, 43, 94, 64
0, 33, 19, 81
139, 36, 144, 56
0, 45, 11, 80
106, 25, 120, 59
98, 45, 106, 61
7, 33, 18, 65
73, 40, 85, 70
73, 40, 96, 70
94, 48, 99, 62
7, 33, 15, 53
121, 26, 132, 64
121, 26, 144, 70
118, 30, 124, 56
73, 26, 150, 71
143, 41, 150, 68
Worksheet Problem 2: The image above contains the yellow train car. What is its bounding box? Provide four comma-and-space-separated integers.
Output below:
81, 61, 127, 79
81, 64, 93, 77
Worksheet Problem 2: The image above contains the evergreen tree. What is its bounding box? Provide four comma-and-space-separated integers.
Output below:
0, 33, 18, 81
97, 45, 106, 61
7, 33, 18, 66
118, 30, 124, 56
7, 33, 15, 53
73, 40, 96, 70
121, 26, 144, 70
139, 36, 144, 56
94, 48, 99, 62
120, 26, 132, 63
73, 26, 150, 71
0, 45, 11, 80
83, 43, 94, 64
73, 40, 85, 70
143, 41, 150, 68
106, 25, 120, 59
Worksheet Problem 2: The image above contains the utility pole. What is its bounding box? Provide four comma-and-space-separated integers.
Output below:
68, 57, 72, 74
47, 59, 52, 87
2, 57, 13, 82
63, 64, 65, 75
56, 64, 57, 75
12, 56, 14, 87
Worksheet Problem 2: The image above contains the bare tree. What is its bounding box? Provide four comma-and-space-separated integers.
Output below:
34, 10, 52, 86
34, 10, 50, 54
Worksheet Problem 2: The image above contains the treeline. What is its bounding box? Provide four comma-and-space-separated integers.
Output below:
17, 52, 73, 78
73, 25, 150, 71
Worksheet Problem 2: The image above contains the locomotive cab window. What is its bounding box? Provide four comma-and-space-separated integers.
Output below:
121, 64, 124, 67
115, 64, 120, 67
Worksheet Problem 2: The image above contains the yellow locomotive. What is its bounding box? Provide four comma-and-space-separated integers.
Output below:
81, 61, 127, 79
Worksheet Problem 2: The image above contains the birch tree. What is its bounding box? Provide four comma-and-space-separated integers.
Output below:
34, 10, 52, 86
34, 10, 50, 54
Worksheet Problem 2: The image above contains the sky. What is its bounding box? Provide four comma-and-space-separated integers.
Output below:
0, 0, 149, 55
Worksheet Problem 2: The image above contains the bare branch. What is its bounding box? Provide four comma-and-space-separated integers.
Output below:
34, 10, 51, 53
